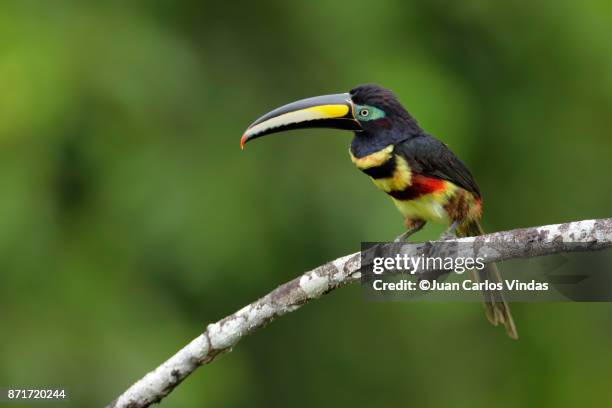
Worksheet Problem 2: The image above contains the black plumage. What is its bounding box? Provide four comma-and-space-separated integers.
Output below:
395, 135, 481, 198
350, 84, 481, 198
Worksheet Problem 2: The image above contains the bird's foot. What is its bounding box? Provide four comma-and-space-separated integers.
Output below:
439, 221, 460, 240
394, 231, 412, 242
394, 219, 426, 242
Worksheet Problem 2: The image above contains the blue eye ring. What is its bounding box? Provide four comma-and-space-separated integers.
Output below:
355, 104, 385, 121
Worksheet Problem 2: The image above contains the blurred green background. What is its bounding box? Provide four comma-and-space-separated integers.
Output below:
1, 1, 612, 407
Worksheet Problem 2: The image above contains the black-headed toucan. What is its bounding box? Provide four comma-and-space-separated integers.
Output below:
241, 84, 517, 339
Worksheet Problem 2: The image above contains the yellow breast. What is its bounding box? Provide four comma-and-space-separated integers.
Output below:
349, 144, 458, 224
349, 145, 412, 192
350, 145, 394, 169
391, 184, 456, 223
371, 154, 411, 192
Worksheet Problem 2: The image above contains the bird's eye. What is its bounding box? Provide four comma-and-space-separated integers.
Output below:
359, 109, 369, 117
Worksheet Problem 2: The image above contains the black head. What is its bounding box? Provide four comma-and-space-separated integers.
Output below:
349, 84, 422, 157
349, 84, 421, 136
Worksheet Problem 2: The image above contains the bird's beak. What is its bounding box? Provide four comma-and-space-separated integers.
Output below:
240, 93, 361, 149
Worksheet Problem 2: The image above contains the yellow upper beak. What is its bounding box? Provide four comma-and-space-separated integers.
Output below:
241, 93, 361, 149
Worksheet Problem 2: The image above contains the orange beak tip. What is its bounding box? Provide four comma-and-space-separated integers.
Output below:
240, 134, 247, 150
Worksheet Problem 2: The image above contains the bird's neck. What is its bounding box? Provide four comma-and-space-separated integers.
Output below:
349, 129, 419, 182
350, 132, 387, 158
349, 129, 417, 158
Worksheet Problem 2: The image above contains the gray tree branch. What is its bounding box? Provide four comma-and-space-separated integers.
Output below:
107, 217, 612, 408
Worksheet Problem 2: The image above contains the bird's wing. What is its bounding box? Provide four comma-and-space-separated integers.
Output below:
395, 135, 481, 197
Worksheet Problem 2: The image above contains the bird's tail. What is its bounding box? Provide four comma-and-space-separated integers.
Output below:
458, 220, 518, 339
